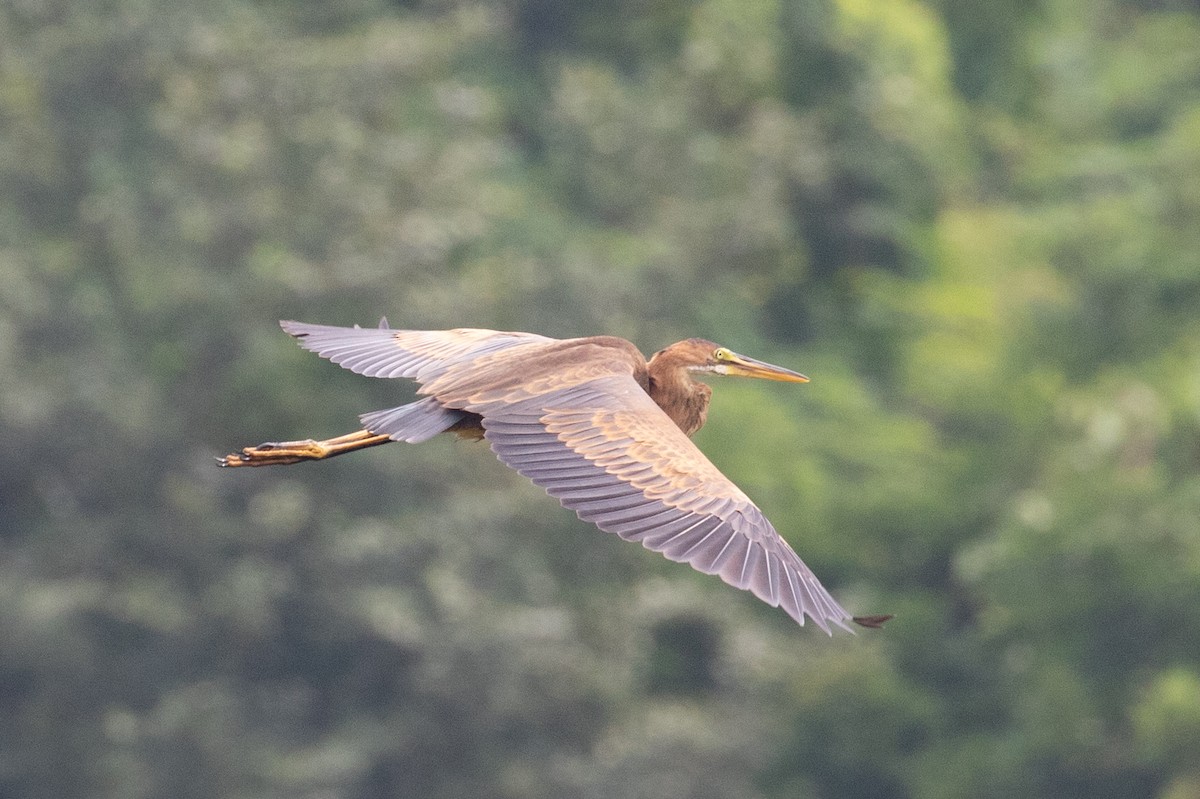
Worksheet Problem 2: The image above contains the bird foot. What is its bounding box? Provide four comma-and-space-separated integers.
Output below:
851, 614, 894, 629
217, 430, 394, 467
218, 439, 327, 467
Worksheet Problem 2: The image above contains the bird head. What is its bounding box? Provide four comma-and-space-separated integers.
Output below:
652, 338, 809, 383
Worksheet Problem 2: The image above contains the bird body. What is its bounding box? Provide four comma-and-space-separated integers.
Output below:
221, 321, 888, 634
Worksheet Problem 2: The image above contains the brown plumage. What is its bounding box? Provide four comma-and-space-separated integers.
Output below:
220, 320, 890, 634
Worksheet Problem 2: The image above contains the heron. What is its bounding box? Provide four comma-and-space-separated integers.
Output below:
220, 320, 890, 634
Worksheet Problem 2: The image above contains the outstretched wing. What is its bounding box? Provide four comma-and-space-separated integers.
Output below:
437, 370, 853, 634
280, 320, 554, 384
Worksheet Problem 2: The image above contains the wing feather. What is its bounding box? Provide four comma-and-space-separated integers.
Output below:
358, 398, 467, 443
658, 519, 722, 559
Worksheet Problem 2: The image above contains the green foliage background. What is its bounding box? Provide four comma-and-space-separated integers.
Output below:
3, 0, 1200, 796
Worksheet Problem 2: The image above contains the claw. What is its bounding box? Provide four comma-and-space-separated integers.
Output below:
216, 451, 260, 467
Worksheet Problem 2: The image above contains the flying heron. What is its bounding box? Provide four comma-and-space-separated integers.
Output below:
220, 320, 889, 634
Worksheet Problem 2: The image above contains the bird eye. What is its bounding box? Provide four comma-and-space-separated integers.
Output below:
713, 347, 731, 361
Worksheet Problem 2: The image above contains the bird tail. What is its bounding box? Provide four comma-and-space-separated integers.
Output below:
359, 398, 468, 444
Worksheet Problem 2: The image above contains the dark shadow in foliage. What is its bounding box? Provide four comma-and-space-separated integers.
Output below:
511, 0, 692, 71
646, 615, 720, 696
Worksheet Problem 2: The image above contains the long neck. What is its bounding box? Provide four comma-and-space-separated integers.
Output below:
648, 368, 712, 437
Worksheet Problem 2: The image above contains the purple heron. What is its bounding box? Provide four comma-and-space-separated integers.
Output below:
220, 320, 890, 634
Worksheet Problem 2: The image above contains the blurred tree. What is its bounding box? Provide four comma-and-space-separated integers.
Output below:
2, 0, 1199, 797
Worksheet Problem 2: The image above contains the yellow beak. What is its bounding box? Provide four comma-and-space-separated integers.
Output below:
722, 352, 809, 383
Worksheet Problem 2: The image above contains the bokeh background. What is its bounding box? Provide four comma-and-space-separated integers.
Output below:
4, 0, 1200, 796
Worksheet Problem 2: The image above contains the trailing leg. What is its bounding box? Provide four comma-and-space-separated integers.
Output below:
218, 429, 393, 467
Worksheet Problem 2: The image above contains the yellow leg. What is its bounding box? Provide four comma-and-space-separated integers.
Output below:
218, 429, 394, 467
